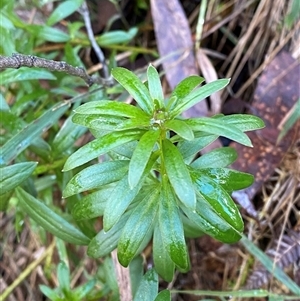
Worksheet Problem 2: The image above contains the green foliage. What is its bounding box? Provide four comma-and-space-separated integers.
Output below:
133, 269, 159, 301
277, 99, 300, 142
0, 1, 142, 299
284, 0, 300, 29
240, 235, 300, 296
170, 288, 300, 300
40, 262, 96, 301
16, 187, 90, 245
39, 239, 96, 301
0, 2, 274, 299
47, 0, 84, 26
63, 64, 264, 281
0, 162, 37, 194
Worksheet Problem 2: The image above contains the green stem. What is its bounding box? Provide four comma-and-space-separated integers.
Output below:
158, 128, 167, 177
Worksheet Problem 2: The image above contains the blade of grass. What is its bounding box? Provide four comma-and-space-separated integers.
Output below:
170, 289, 299, 299
240, 235, 300, 295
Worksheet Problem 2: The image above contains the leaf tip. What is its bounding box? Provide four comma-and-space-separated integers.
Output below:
62, 160, 72, 172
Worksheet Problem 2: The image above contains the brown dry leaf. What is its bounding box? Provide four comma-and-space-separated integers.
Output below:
196, 49, 222, 115
246, 230, 300, 289
231, 51, 300, 218
150, 0, 208, 116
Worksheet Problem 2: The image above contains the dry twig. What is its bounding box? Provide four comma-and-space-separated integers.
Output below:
0, 53, 111, 87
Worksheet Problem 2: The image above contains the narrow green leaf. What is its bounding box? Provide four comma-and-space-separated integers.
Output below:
0, 104, 68, 165
52, 114, 87, 156
39, 285, 61, 300
180, 212, 204, 238
269, 296, 284, 301
29, 24, 70, 42
0, 93, 10, 111
147, 65, 164, 108
72, 186, 114, 220
65, 42, 84, 68
177, 133, 218, 159
0, 11, 14, 29
278, 99, 300, 142
104, 153, 159, 231
191, 167, 254, 192
0, 191, 13, 211
153, 225, 175, 282
56, 238, 68, 266
103, 175, 138, 231
169, 75, 204, 110
165, 119, 194, 141
154, 290, 171, 301
102, 259, 119, 298
130, 256, 144, 297
171, 79, 229, 117
162, 139, 196, 209
111, 140, 138, 158
129, 129, 160, 189
133, 269, 159, 301
117, 187, 160, 267
214, 114, 265, 132
191, 147, 238, 168
72, 114, 151, 131
63, 160, 129, 197
285, 0, 300, 28
159, 176, 189, 270
241, 235, 300, 296
74, 279, 96, 299
0, 28, 15, 55
112, 67, 154, 115
72, 113, 127, 131
74, 100, 150, 119
87, 210, 132, 258
0, 68, 56, 85
170, 289, 271, 298
97, 28, 138, 46
186, 117, 252, 146
135, 220, 155, 258
63, 129, 145, 171
16, 187, 90, 245
0, 98, 52, 160
182, 199, 242, 244
192, 174, 244, 232
170, 288, 300, 298
0, 162, 37, 194
47, 0, 83, 26
57, 261, 70, 292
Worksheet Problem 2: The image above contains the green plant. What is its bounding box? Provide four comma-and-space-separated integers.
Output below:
60, 65, 264, 281
1, 0, 299, 298
277, 98, 300, 143
39, 239, 96, 301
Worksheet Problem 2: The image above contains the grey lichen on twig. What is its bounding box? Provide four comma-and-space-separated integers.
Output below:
0, 53, 112, 87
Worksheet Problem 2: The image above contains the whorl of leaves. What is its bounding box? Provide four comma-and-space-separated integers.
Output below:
246, 230, 300, 289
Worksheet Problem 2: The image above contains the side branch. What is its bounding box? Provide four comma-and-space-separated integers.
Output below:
0, 53, 110, 86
